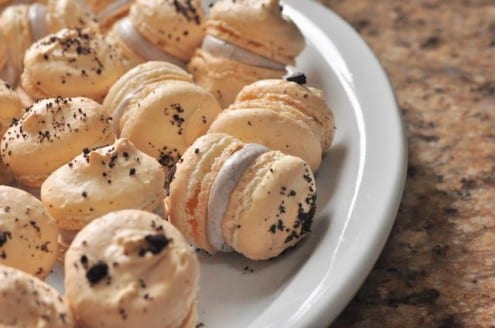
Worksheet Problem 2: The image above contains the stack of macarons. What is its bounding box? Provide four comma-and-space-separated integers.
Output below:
0, 0, 338, 326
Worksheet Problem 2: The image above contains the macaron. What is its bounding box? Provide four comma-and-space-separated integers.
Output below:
65, 209, 199, 328
1, 96, 114, 188
188, 0, 305, 107
0, 0, 97, 87
21, 28, 124, 102
0, 265, 75, 327
41, 138, 165, 248
106, 66, 221, 173
0, 185, 58, 279
105, 0, 205, 71
165, 133, 317, 260
209, 77, 335, 171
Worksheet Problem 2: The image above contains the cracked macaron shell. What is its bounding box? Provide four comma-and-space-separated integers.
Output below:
0, 96, 114, 188
41, 138, 165, 231
0, 185, 59, 279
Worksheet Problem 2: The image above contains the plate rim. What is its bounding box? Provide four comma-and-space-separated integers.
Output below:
247, 1, 407, 327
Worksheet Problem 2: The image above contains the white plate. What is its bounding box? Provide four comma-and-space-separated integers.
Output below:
47, 1, 407, 326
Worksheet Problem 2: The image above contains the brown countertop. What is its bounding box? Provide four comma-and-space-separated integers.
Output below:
319, 0, 495, 326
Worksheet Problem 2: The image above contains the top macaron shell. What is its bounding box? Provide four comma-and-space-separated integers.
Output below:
0, 264, 75, 327
129, 0, 205, 61
64, 209, 199, 328
21, 28, 125, 102
0, 97, 114, 187
207, 0, 305, 65
0, 185, 59, 279
41, 138, 165, 231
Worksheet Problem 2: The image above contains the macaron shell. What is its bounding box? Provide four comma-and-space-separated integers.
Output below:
234, 79, 335, 152
45, 0, 98, 33
41, 138, 165, 231
0, 5, 32, 86
166, 133, 243, 253
1, 97, 114, 188
0, 265, 75, 327
129, 0, 205, 61
21, 28, 124, 102
64, 209, 199, 328
223, 151, 316, 260
208, 107, 322, 171
103, 60, 192, 118
105, 20, 147, 72
0, 185, 59, 279
207, 0, 305, 65
188, 49, 285, 108
0, 81, 23, 137
119, 80, 222, 170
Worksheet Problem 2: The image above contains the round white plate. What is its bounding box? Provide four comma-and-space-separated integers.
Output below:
48, 1, 407, 326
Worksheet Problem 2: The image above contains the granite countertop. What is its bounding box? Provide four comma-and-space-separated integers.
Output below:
320, 0, 495, 326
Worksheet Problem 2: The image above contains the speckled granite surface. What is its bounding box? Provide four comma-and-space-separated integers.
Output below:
320, 0, 495, 326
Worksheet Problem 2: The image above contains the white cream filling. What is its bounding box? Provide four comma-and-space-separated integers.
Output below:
207, 143, 269, 252
28, 4, 49, 42
202, 35, 286, 70
98, 0, 133, 22
117, 18, 185, 68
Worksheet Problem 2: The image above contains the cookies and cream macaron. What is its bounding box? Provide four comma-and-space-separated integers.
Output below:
166, 133, 317, 260
0, 185, 58, 279
106, 68, 221, 173
41, 138, 166, 252
0, 265, 75, 327
188, 0, 305, 107
209, 77, 335, 171
0, 1, 97, 87
65, 209, 199, 328
21, 28, 124, 102
1, 96, 114, 188
106, 0, 205, 71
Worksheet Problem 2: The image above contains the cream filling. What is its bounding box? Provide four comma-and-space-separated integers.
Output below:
111, 86, 144, 136
98, 0, 132, 22
117, 18, 185, 67
202, 35, 286, 71
28, 4, 49, 42
207, 143, 269, 252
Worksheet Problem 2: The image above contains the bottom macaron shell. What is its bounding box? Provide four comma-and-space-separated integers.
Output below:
223, 152, 317, 260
